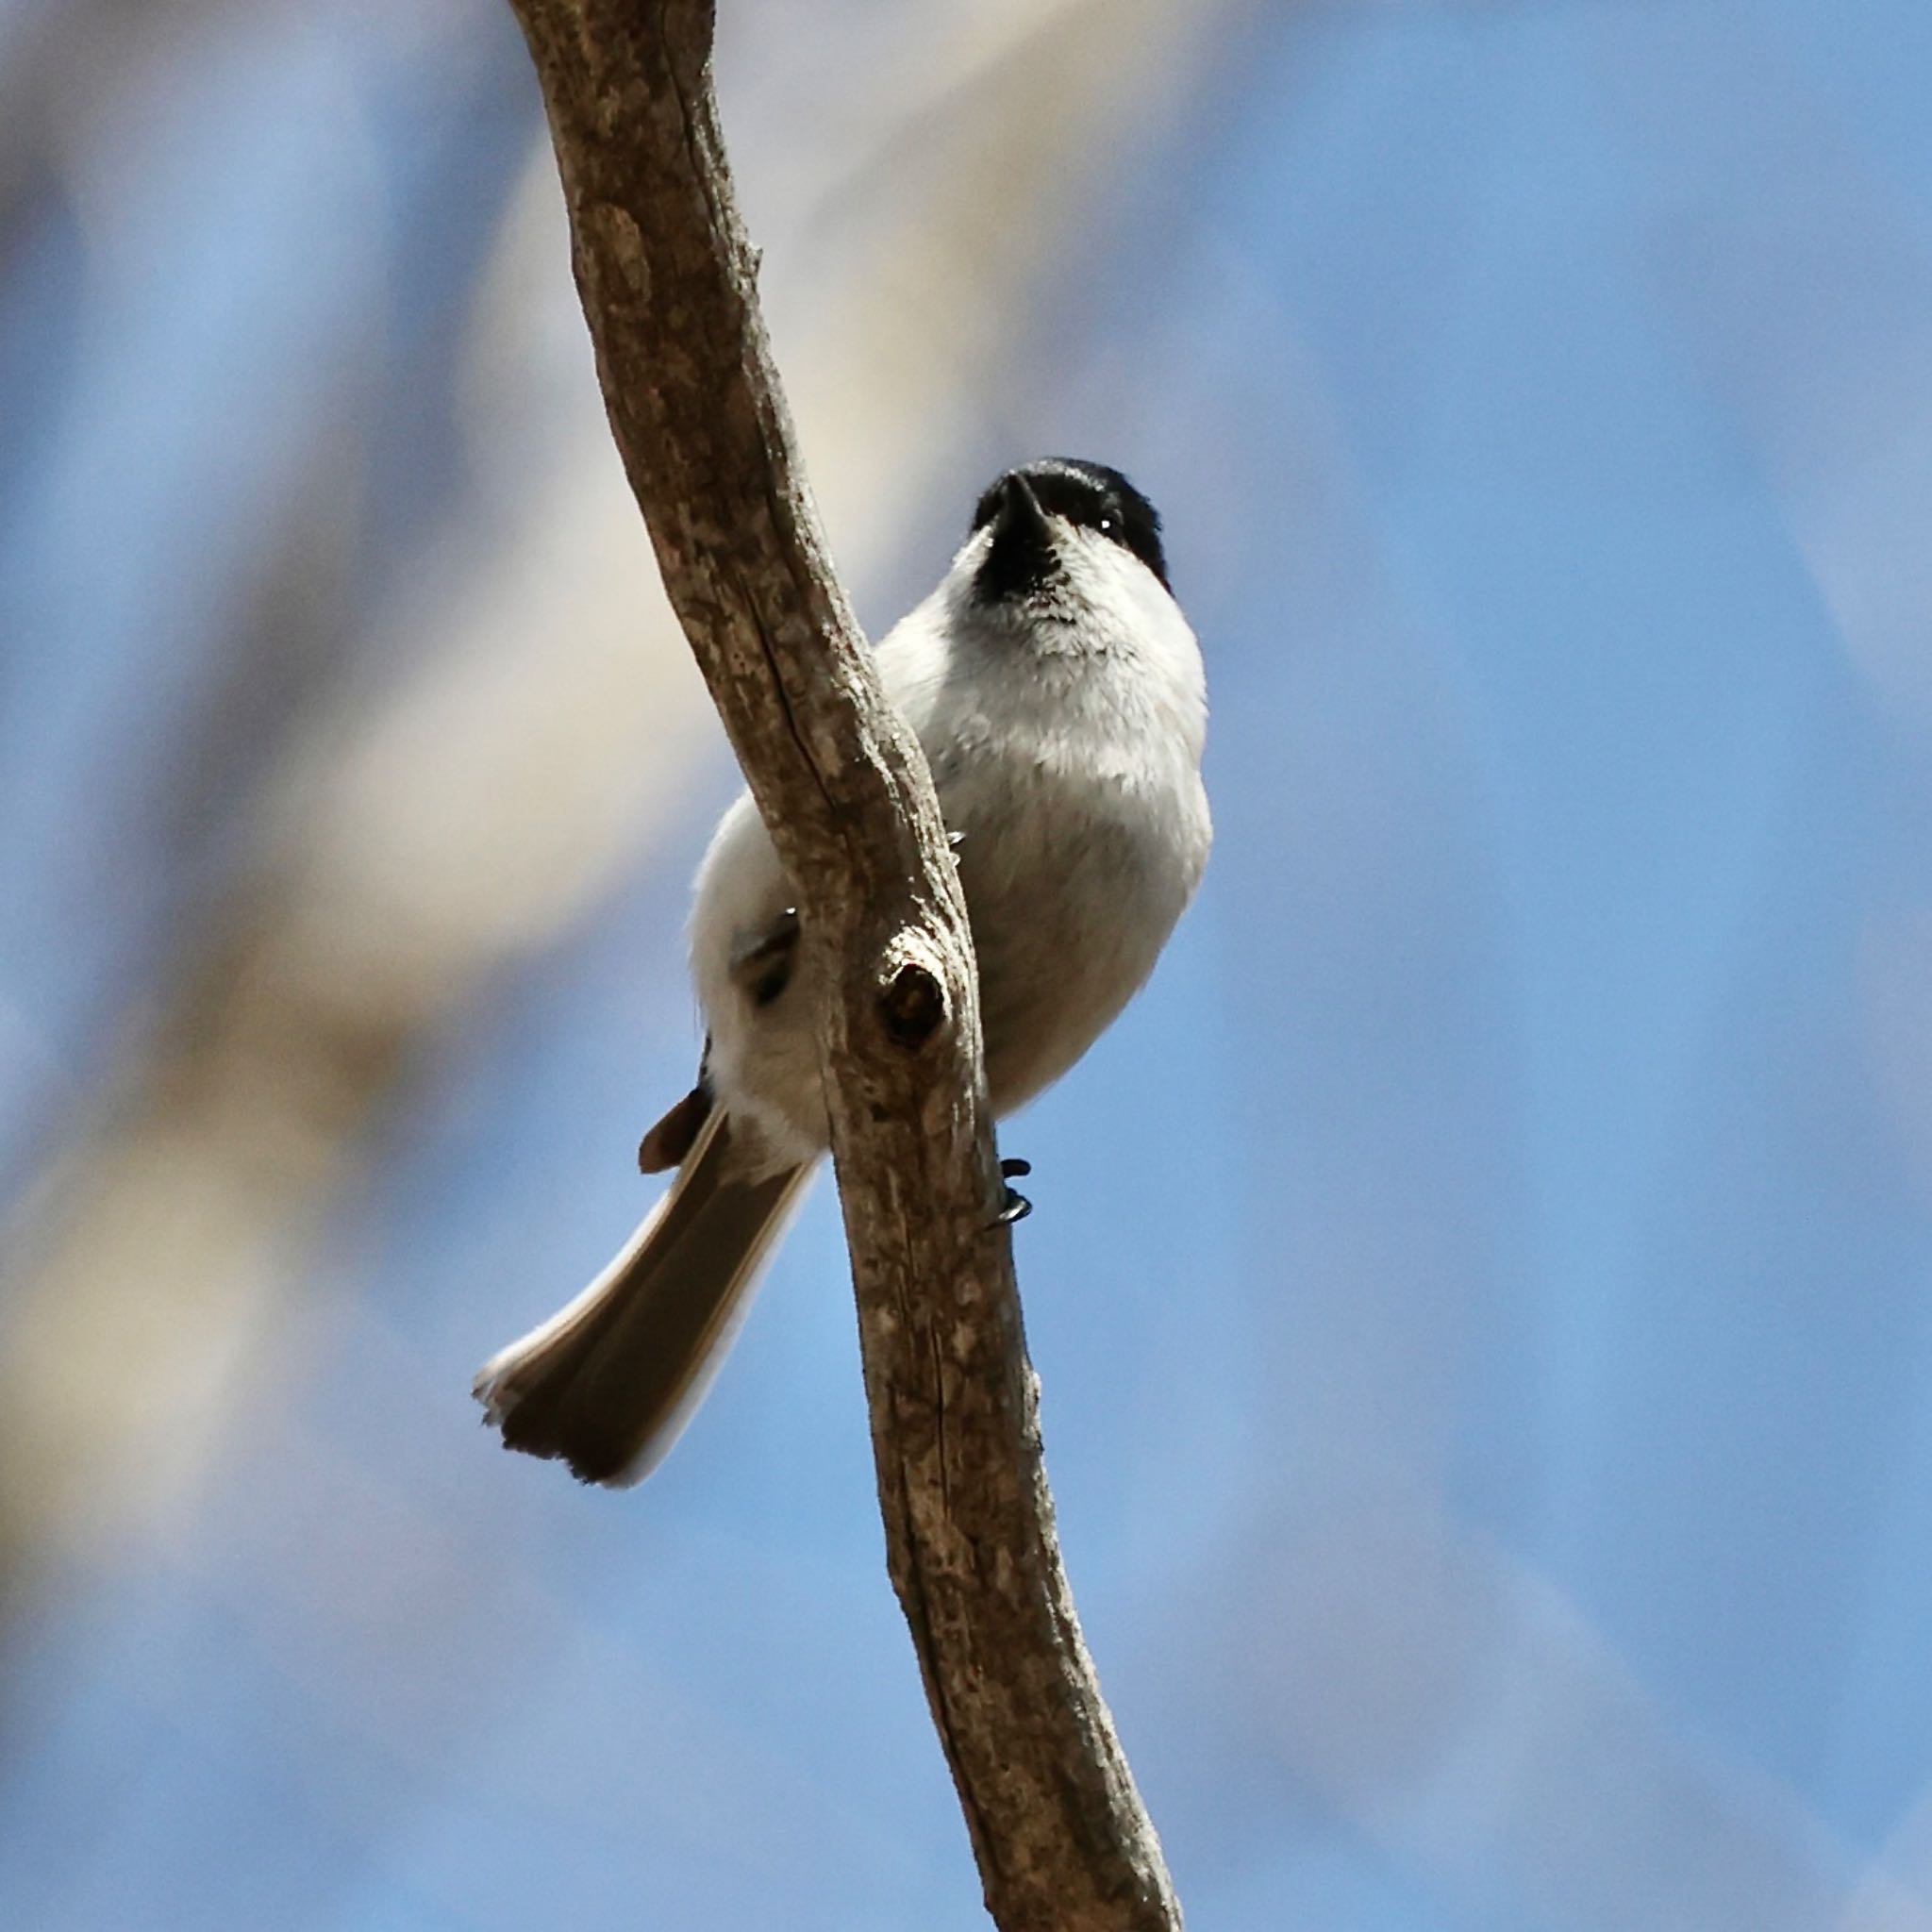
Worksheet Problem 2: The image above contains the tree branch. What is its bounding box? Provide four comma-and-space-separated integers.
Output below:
504, 3, 1182, 1925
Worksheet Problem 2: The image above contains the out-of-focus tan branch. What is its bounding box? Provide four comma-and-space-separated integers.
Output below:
502, 3, 1180, 1926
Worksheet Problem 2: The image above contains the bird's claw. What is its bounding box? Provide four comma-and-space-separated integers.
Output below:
992, 1156, 1032, 1227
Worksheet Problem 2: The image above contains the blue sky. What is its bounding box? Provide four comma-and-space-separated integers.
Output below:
3, 3, 1931, 1927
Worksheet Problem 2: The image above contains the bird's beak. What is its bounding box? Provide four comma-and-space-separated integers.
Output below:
995, 472, 1052, 543
976, 473, 1058, 601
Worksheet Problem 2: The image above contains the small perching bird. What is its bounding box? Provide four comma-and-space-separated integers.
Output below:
475, 458, 1210, 1485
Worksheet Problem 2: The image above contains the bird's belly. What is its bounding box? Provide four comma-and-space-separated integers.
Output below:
698, 734, 1206, 1152
956, 770, 1203, 1114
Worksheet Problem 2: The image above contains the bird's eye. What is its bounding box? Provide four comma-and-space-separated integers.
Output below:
1097, 516, 1114, 533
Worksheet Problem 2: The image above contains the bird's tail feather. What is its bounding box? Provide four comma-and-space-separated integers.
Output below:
474, 1112, 810, 1486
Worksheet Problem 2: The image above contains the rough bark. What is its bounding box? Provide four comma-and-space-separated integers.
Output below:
504, 4, 1183, 1925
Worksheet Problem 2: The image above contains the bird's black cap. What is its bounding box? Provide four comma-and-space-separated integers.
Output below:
970, 458, 1169, 602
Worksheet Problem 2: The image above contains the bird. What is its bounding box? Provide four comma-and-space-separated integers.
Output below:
475, 458, 1210, 1486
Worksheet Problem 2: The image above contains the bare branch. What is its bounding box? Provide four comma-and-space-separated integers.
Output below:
504, 1, 1182, 1925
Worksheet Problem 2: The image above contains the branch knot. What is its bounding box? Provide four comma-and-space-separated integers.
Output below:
879, 947, 949, 1049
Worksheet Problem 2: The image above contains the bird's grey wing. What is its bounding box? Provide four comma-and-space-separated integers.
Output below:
638, 901, 800, 1174
729, 906, 800, 1008
638, 1065, 714, 1174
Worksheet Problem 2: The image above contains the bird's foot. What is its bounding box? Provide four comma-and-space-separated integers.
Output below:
993, 1156, 1032, 1227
